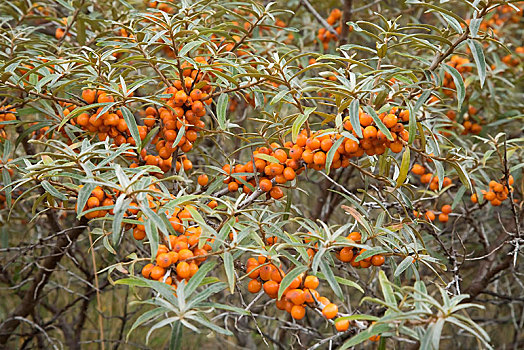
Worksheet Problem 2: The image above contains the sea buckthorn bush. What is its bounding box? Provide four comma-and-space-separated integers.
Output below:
0, 0, 523, 349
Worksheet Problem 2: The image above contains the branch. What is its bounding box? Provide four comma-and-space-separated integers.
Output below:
0, 219, 89, 345
339, 0, 353, 46
300, 0, 339, 38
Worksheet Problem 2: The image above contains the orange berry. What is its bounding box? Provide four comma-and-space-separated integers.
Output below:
425, 211, 435, 221
371, 255, 385, 266
141, 263, 154, 278
335, 319, 350, 332
87, 196, 100, 208
156, 253, 172, 268
286, 289, 306, 305
322, 303, 338, 319
150, 266, 166, 280
411, 164, 425, 175
338, 247, 354, 262
347, 231, 361, 243
441, 204, 452, 214
363, 126, 377, 139
263, 280, 279, 298
290, 305, 306, 320
176, 261, 191, 279
259, 178, 273, 192
269, 187, 284, 199
438, 213, 449, 223
198, 174, 209, 186
313, 151, 326, 165
304, 275, 319, 289
248, 279, 262, 293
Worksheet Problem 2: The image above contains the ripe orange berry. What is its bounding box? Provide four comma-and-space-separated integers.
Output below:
438, 213, 449, 223
339, 247, 354, 262
322, 303, 338, 319
290, 305, 306, 320
425, 211, 435, 221
363, 126, 377, 139
470, 193, 478, 203
313, 151, 326, 165
286, 289, 306, 305
306, 138, 321, 150
176, 261, 191, 279
371, 255, 385, 266
174, 90, 188, 105
259, 178, 273, 192
150, 266, 166, 280
156, 253, 172, 268
411, 164, 425, 175
304, 275, 319, 289
228, 182, 239, 192
383, 113, 398, 128
283, 167, 296, 181
198, 174, 209, 186
320, 138, 333, 152
248, 279, 262, 293
82, 89, 96, 104
441, 204, 452, 214
141, 263, 154, 278
335, 319, 350, 332
263, 280, 279, 298
87, 196, 100, 208
347, 231, 361, 243
269, 187, 284, 199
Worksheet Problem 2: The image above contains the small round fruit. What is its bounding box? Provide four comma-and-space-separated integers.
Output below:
322, 303, 338, 319
290, 305, 306, 320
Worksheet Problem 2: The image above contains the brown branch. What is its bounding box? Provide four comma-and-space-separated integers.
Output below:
300, 0, 339, 38
339, 0, 353, 46
3, 81, 83, 106
427, 3, 489, 71
0, 219, 89, 345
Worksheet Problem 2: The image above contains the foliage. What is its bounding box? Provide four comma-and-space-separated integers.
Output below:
0, 0, 523, 349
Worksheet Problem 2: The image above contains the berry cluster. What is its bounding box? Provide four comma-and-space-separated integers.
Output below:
411, 163, 453, 191
443, 55, 472, 96
478, 4, 523, 35
78, 186, 115, 219
317, 9, 344, 50
141, 231, 210, 286
220, 107, 412, 200
0, 105, 16, 140
148, 57, 211, 160
245, 256, 346, 328
74, 90, 137, 144
444, 106, 483, 136
471, 177, 514, 206
413, 204, 452, 223
333, 232, 386, 267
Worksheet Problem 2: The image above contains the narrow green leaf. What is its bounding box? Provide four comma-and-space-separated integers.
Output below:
292, 107, 315, 142
442, 64, 465, 109
394, 256, 413, 277
349, 99, 362, 138
325, 136, 345, 174
396, 149, 411, 187
223, 252, 235, 294
467, 39, 486, 87
216, 93, 228, 130
121, 106, 141, 151
41, 180, 68, 201
378, 270, 395, 305
320, 260, 344, 301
